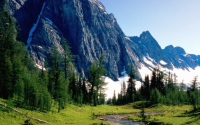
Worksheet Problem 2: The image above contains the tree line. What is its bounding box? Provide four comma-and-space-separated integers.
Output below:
111, 64, 200, 111
0, 2, 107, 112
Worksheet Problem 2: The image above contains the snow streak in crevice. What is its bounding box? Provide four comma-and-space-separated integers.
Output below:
26, 2, 46, 49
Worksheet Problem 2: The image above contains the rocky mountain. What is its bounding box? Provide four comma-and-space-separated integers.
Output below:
128, 31, 173, 70
164, 45, 200, 69
3, 0, 200, 81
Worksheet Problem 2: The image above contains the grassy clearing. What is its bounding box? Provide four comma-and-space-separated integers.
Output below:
0, 98, 140, 125
127, 102, 200, 125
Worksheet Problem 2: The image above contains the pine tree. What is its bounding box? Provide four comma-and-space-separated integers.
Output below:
144, 75, 150, 100
127, 64, 136, 102
150, 88, 162, 104
190, 76, 199, 110
88, 55, 107, 105
157, 71, 164, 94
57, 76, 68, 112
69, 72, 77, 101
61, 37, 76, 79
112, 90, 117, 105
46, 45, 70, 112
0, 3, 18, 99
46, 45, 62, 98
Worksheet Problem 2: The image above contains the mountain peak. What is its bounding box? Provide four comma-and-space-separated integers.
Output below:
175, 46, 186, 55
89, 0, 106, 11
140, 31, 151, 36
164, 45, 174, 50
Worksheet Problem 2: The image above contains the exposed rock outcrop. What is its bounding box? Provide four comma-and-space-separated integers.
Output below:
4, 0, 200, 81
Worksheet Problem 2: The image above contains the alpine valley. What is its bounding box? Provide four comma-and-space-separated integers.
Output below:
3, 0, 200, 99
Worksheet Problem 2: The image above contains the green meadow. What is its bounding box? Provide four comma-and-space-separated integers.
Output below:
0, 98, 141, 125
2, 99, 200, 125
127, 102, 200, 125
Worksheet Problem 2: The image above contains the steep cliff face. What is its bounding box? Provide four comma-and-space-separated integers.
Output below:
4, 0, 200, 81
2, 0, 46, 44
129, 31, 173, 69
164, 45, 200, 69
25, 0, 142, 80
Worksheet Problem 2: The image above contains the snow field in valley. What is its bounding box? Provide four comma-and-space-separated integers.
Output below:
104, 57, 200, 100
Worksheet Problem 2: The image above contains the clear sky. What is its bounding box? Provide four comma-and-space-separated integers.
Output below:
98, 0, 200, 55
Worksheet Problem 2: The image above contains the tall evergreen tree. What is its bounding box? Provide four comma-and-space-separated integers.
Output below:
150, 88, 162, 104
0, 2, 18, 99
61, 37, 76, 80
112, 90, 117, 105
127, 64, 136, 102
150, 69, 157, 90
190, 76, 199, 110
46, 45, 62, 99
144, 75, 150, 100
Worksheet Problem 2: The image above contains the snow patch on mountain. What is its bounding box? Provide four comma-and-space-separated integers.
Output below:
121, 66, 128, 77
182, 53, 189, 57
26, 3, 46, 49
143, 57, 155, 67
139, 64, 153, 79
159, 60, 167, 65
44, 17, 57, 28
104, 64, 200, 100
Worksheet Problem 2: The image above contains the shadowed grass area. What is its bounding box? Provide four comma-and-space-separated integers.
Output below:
0, 98, 140, 125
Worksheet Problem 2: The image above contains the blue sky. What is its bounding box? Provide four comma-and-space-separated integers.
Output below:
98, 0, 200, 55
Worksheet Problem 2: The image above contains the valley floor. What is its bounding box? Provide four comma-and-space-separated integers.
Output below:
0, 98, 140, 125
1, 99, 200, 125
127, 102, 200, 125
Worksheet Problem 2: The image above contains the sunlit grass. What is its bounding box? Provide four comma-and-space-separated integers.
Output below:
0, 98, 140, 125
2, 98, 199, 125
127, 102, 200, 125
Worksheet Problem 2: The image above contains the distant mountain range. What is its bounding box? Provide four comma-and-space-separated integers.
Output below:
4, 0, 200, 82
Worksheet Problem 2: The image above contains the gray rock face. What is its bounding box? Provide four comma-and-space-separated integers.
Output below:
164, 45, 200, 69
175, 47, 186, 55
20, 0, 141, 80
129, 31, 173, 69
3, 0, 46, 44
4, 0, 200, 80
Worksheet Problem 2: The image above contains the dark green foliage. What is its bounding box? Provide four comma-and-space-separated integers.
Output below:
0, 3, 18, 99
82, 77, 89, 104
150, 67, 164, 94
99, 92, 105, 105
0, 2, 107, 114
190, 76, 199, 110
88, 55, 107, 105
61, 37, 76, 80
112, 90, 117, 105
106, 98, 112, 105
150, 88, 162, 104
127, 64, 136, 102
117, 64, 196, 107
150, 69, 157, 90
141, 75, 150, 100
